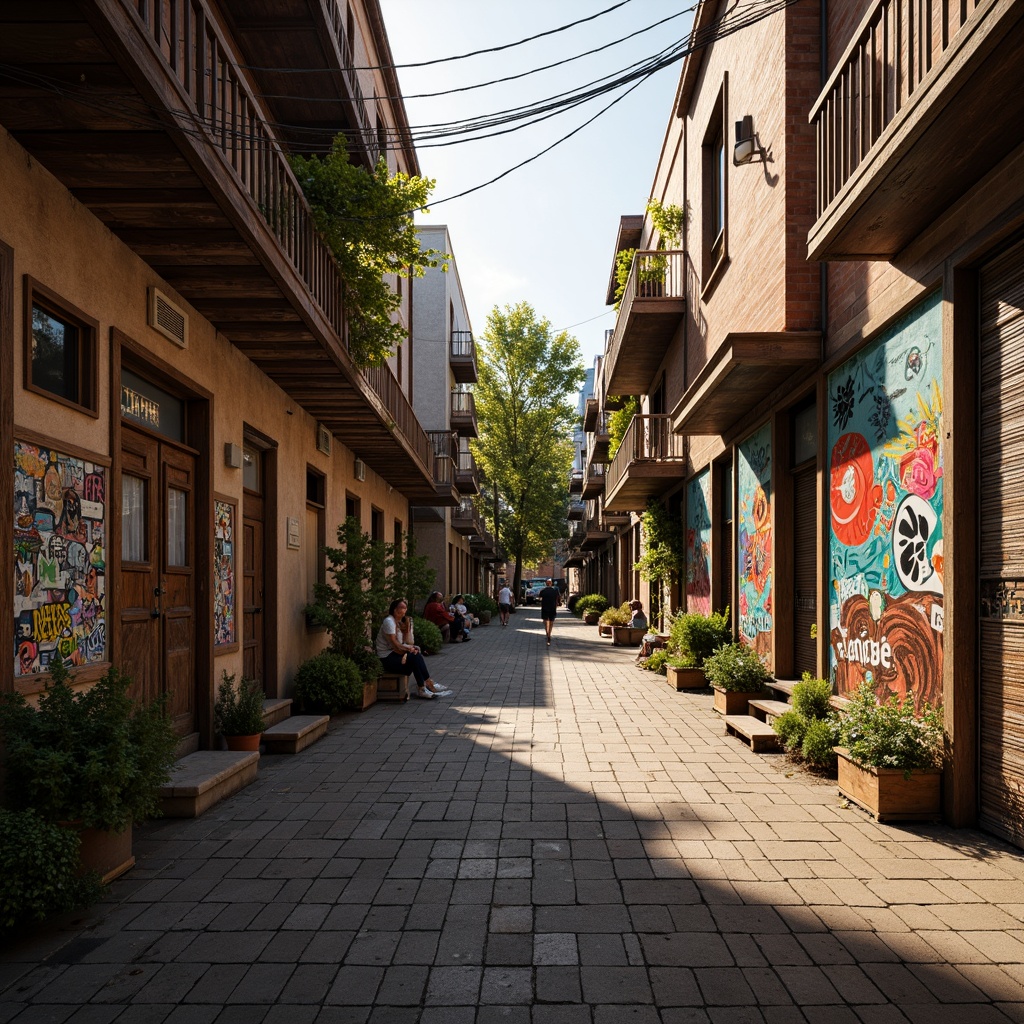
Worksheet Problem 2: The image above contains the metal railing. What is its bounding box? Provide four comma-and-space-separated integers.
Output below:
811, 0, 982, 218
130, 0, 432, 472
451, 331, 476, 358
450, 390, 477, 418
606, 414, 687, 495
426, 430, 456, 487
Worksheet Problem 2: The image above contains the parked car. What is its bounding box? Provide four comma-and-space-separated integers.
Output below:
522, 579, 547, 605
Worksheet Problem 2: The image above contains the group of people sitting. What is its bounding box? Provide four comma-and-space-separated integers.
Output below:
422, 592, 478, 644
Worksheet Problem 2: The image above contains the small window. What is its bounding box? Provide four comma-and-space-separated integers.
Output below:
24, 278, 97, 415
346, 494, 361, 525
371, 507, 384, 542
305, 468, 326, 608
242, 445, 261, 493
701, 83, 728, 290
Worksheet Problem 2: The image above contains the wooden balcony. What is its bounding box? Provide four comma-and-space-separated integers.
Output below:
451, 391, 478, 438
426, 431, 459, 508
604, 415, 687, 513
809, 0, 1024, 260
581, 506, 613, 550
588, 411, 612, 464
0, 0, 439, 499
604, 251, 686, 395
567, 520, 587, 548
583, 397, 599, 432
581, 460, 606, 500
569, 469, 585, 494
450, 331, 479, 385
452, 498, 482, 536
567, 500, 586, 521
455, 450, 480, 495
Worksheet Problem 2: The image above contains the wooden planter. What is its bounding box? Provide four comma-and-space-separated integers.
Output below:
599, 623, 613, 637
712, 686, 765, 715
667, 665, 706, 690
583, 611, 600, 625
76, 824, 134, 884
225, 733, 262, 752
479, 610, 491, 625
835, 748, 942, 822
360, 678, 378, 711
613, 626, 646, 647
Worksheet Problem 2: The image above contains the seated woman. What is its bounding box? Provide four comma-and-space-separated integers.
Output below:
449, 594, 471, 641
629, 600, 648, 631
422, 591, 455, 643
375, 598, 451, 698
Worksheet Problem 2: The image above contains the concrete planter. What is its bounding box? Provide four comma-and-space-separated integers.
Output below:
360, 678, 378, 711
712, 686, 765, 715
667, 665, 706, 690
76, 824, 134, 884
835, 748, 942, 822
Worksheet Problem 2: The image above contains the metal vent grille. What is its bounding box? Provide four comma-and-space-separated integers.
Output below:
354, 458, 366, 482
148, 288, 188, 348
316, 423, 332, 456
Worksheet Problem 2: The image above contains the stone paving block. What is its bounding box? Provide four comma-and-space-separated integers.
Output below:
423, 965, 482, 1005
580, 966, 653, 1004
276, 964, 339, 1004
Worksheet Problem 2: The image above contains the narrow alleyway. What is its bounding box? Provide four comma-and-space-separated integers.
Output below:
4, 610, 1024, 1023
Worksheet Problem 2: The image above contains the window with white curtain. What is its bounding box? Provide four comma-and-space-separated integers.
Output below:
167, 487, 187, 567
122, 475, 146, 562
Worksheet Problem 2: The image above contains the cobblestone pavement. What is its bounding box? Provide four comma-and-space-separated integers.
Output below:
4, 608, 1024, 1024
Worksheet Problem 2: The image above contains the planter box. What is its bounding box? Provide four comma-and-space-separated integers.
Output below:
599, 623, 613, 637
479, 610, 491, 625
583, 611, 600, 625
225, 733, 261, 752
712, 686, 766, 715
835, 747, 942, 822
613, 626, 645, 647
667, 665, 706, 690
77, 824, 134, 884
360, 678, 378, 711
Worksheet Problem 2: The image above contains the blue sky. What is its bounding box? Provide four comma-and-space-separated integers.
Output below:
379, 0, 693, 366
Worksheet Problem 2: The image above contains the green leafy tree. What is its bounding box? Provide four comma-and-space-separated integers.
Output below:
471, 302, 585, 598
291, 137, 448, 367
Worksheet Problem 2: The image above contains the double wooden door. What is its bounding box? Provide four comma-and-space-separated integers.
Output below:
118, 426, 197, 738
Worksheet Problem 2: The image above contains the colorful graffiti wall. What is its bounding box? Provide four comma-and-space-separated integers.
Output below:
828, 291, 943, 710
738, 423, 773, 661
685, 470, 711, 615
14, 441, 107, 676
214, 499, 236, 646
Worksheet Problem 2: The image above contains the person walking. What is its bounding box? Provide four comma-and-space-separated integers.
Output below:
538, 577, 560, 646
497, 582, 514, 626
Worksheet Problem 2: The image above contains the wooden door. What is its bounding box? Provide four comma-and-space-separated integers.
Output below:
243, 489, 265, 688
119, 426, 196, 736
979, 239, 1024, 846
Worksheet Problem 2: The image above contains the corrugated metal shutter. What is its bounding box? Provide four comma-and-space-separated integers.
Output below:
979, 237, 1024, 846
793, 466, 817, 676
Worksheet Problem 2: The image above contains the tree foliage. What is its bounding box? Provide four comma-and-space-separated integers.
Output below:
612, 197, 685, 308
291, 137, 448, 367
471, 303, 585, 594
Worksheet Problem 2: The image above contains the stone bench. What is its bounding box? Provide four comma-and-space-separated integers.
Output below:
262, 715, 330, 755
159, 750, 259, 818
748, 698, 793, 723
262, 698, 293, 728
377, 673, 409, 702
724, 715, 781, 753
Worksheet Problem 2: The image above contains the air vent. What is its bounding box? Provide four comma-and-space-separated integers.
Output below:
353, 458, 366, 482
316, 423, 332, 456
148, 288, 188, 348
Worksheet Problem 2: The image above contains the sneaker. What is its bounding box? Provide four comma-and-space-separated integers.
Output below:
416, 689, 435, 699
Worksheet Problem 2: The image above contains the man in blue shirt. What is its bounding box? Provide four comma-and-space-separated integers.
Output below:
538, 578, 560, 647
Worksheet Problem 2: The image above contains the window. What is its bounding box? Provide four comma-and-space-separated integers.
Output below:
346, 493, 361, 525
701, 84, 728, 290
394, 519, 403, 549
371, 507, 384, 542
305, 468, 326, 607
24, 278, 97, 414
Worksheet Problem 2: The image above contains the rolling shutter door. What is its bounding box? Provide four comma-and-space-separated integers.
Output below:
979, 238, 1024, 846
793, 466, 817, 677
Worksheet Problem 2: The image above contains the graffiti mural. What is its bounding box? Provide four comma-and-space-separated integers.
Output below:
738, 423, 772, 662
214, 499, 235, 646
828, 291, 943, 710
685, 470, 711, 615
14, 441, 106, 676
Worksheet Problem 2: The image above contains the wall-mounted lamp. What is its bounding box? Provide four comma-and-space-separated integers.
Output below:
733, 115, 759, 165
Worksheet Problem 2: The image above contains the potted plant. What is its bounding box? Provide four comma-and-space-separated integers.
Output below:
835, 683, 943, 821
575, 594, 608, 625
665, 609, 731, 690
214, 672, 266, 751
703, 642, 771, 715
0, 656, 178, 883
772, 674, 841, 771
599, 601, 630, 639
293, 653, 368, 714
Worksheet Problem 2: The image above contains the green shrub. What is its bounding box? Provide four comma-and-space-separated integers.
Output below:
599, 601, 632, 627
839, 683, 943, 774
574, 594, 609, 618
801, 717, 840, 770
462, 594, 481, 616
668, 609, 731, 667
214, 672, 266, 736
0, 809, 100, 929
642, 649, 670, 675
293, 653, 363, 715
792, 673, 834, 720
703, 642, 771, 693
412, 616, 443, 655
351, 647, 384, 684
772, 709, 809, 752
0, 656, 177, 832
469, 593, 499, 615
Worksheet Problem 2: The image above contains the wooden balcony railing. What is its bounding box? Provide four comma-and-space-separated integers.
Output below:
130, 0, 432, 471
812, 0, 982, 219
569, 468, 584, 493
426, 430, 456, 488
606, 415, 687, 495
